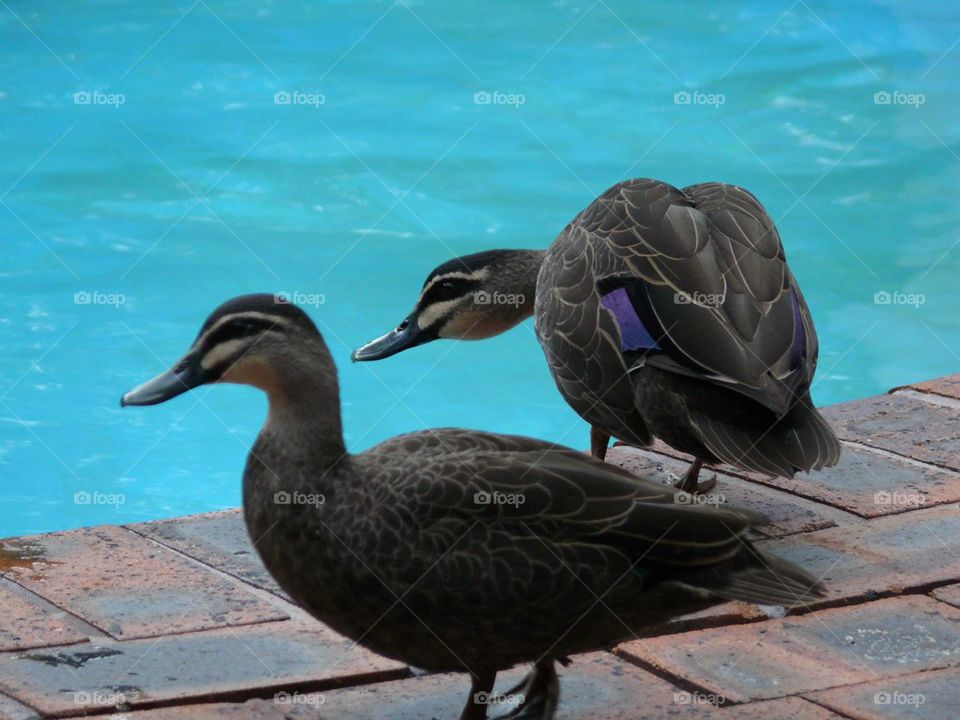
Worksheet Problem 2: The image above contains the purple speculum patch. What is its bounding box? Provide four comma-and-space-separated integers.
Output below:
600, 287, 661, 352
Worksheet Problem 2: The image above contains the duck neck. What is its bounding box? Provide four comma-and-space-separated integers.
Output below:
248, 340, 348, 474
497, 249, 546, 319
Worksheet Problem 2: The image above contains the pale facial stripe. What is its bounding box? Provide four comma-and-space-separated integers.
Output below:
417, 298, 461, 330
200, 338, 252, 370
191, 311, 294, 354
418, 268, 490, 302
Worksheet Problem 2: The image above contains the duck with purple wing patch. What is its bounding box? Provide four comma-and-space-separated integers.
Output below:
122, 294, 824, 720
354, 178, 841, 494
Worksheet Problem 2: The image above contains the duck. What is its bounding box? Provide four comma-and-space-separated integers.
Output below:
122, 293, 824, 720
353, 178, 842, 494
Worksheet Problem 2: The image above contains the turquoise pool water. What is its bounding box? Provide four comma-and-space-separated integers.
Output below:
2, 1, 958, 536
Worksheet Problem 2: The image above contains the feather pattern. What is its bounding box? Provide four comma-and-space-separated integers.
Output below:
536, 178, 840, 476
245, 426, 823, 674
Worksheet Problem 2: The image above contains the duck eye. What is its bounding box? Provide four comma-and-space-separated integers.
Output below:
397, 318, 410, 331
441, 280, 455, 290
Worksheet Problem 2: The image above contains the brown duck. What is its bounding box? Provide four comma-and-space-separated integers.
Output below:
122, 294, 823, 720
354, 178, 842, 494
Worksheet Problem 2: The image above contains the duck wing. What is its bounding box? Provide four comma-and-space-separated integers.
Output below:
586, 179, 816, 415
362, 430, 821, 606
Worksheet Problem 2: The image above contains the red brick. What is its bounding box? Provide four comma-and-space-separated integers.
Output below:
0, 692, 38, 720
617, 596, 960, 702
104, 699, 285, 720
822, 394, 960, 471
128, 510, 288, 600
709, 443, 960, 519
716, 696, 843, 719
2, 525, 287, 640
607, 447, 853, 536
0, 619, 406, 716
758, 504, 960, 608
807, 666, 960, 720
900, 374, 960, 401
283, 652, 720, 720
605, 447, 850, 630
931, 583, 960, 609
0, 579, 86, 651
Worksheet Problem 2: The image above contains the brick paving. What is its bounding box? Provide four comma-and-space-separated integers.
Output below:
1, 376, 959, 718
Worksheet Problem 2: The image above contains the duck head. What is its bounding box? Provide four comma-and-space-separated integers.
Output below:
121, 294, 332, 407
352, 248, 545, 361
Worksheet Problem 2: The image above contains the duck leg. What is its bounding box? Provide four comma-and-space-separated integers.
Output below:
461, 669, 497, 720
590, 426, 610, 461
674, 458, 718, 495
494, 659, 559, 720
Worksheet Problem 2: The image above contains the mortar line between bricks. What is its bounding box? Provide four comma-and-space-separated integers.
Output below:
615, 635, 924, 710
8, 665, 413, 720
121, 524, 312, 622
609, 646, 742, 706
839, 438, 960, 476
840, 436, 960, 473
801, 694, 862, 719
0, 689, 41, 720
890, 387, 960, 411
783, 577, 960, 616
0, 575, 113, 645
620, 443, 867, 523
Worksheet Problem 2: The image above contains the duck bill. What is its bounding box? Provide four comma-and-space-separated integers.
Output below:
352, 314, 425, 362
121, 354, 207, 407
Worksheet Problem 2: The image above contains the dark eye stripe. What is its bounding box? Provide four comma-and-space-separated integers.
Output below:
202, 316, 285, 351
420, 278, 483, 307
